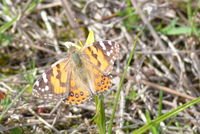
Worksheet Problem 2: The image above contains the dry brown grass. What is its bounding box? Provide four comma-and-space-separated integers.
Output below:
0, 0, 200, 133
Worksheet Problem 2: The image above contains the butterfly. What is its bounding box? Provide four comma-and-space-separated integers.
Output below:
32, 40, 119, 104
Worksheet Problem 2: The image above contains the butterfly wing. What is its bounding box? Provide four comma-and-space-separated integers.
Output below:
33, 57, 92, 104
32, 58, 71, 100
83, 40, 119, 74
64, 63, 112, 104
64, 71, 91, 104
92, 68, 112, 93
33, 40, 119, 104
82, 40, 119, 94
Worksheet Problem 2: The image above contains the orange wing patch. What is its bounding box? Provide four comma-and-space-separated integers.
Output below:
84, 45, 109, 73
83, 41, 119, 74
84, 47, 98, 66
64, 80, 90, 104
93, 68, 111, 93
32, 59, 71, 100
50, 61, 69, 94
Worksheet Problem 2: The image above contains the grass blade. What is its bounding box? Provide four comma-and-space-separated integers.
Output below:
93, 95, 106, 134
108, 35, 138, 134
0, 15, 19, 33
0, 86, 28, 121
131, 97, 200, 134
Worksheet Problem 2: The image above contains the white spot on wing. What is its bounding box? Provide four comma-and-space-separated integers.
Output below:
35, 80, 39, 87
41, 88, 45, 92
110, 60, 114, 65
108, 40, 112, 45
107, 51, 111, 56
45, 86, 49, 91
99, 41, 106, 50
42, 73, 48, 83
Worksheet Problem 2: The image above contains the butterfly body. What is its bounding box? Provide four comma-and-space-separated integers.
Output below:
32, 41, 119, 104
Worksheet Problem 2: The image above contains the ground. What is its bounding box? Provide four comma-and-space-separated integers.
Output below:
0, 0, 200, 134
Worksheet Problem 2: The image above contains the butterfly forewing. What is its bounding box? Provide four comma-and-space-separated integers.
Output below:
32, 59, 71, 100
83, 40, 119, 74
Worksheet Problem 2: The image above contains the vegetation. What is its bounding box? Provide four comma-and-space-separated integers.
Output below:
0, 0, 200, 133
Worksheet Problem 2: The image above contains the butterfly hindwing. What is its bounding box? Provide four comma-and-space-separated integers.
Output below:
92, 68, 111, 93
64, 74, 91, 104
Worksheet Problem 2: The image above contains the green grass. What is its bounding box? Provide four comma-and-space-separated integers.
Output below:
108, 34, 138, 134
0, 0, 200, 133
131, 97, 200, 134
187, 0, 200, 37
93, 95, 106, 134
0, 15, 19, 47
0, 86, 28, 121
24, 0, 43, 15
156, 90, 163, 134
142, 91, 164, 134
